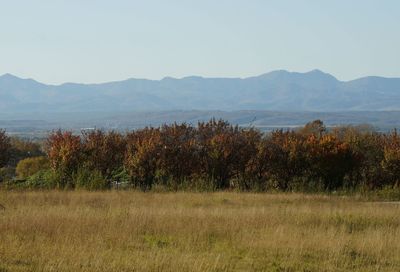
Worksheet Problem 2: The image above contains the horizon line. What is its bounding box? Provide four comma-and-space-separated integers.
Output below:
1, 69, 399, 86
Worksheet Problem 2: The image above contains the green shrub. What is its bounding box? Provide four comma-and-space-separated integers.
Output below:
111, 167, 130, 183
364, 186, 400, 201
16, 156, 49, 179
73, 168, 109, 190
26, 169, 58, 189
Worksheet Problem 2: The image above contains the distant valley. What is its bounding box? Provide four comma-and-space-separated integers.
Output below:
2, 110, 400, 139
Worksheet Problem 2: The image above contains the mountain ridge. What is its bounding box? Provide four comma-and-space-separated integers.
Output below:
3, 69, 392, 85
1, 70, 400, 112
2, 69, 400, 86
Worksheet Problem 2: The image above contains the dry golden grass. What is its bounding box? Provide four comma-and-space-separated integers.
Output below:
0, 191, 399, 271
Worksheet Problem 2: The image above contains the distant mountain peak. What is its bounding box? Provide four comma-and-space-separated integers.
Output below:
304, 69, 339, 82
306, 69, 335, 77
0, 73, 42, 83
255, 69, 338, 83
0, 73, 21, 80
0, 73, 45, 89
308, 69, 325, 74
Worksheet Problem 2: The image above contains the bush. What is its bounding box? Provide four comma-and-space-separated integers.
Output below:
73, 168, 109, 190
16, 156, 49, 180
26, 170, 58, 189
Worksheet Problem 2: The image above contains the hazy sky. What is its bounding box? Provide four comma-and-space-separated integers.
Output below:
1, 0, 399, 84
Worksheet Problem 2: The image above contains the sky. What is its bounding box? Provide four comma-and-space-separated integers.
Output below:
0, 0, 399, 84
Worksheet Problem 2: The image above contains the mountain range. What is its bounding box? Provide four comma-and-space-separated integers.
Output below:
1, 69, 400, 113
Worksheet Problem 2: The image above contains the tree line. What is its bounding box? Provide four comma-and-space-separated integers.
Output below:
1, 119, 400, 191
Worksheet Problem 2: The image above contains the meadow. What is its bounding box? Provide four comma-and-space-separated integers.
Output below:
0, 191, 399, 271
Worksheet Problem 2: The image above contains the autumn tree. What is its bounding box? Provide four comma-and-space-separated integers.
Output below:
196, 120, 259, 189
230, 128, 262, 190
46, 130, 82, 188
299, 119, 326, 138
276, 130, 310, 189
157, 123, 199, 186
245, 133, 288, 190
305, 134, 357, 190
82, 130, 126, 179
381, 131, 400, 187
0, 130, 11, 168
334, 126, 383, 189
125, 128, 162, 189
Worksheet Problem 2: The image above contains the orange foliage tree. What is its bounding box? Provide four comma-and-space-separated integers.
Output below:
46, 130, 82, 188
125, 128, 162, 189
38, 119, 399, 191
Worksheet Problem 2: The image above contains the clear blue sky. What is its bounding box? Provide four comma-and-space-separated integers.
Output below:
1, 0, 399, 84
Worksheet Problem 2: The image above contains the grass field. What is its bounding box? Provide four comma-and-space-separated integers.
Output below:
0, 191, 399, 271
